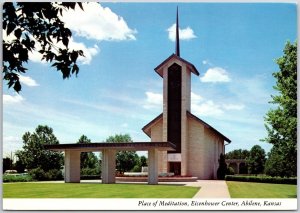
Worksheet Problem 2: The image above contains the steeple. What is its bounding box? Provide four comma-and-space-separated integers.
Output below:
175, 6, 180, 57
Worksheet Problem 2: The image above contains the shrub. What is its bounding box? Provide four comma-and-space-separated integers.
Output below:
217, 153, 227, 180
81, 167, 100, 176
29, 167, 45, 180
131, 165, 141, 172
45, 169, 63, 180
3, 174, 33, 182
225, 175, 297, 185
29, 168, 63, 181
227, 167, 235, 175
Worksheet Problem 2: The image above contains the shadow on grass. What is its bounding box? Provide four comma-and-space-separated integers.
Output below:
288, 194, 297, 198
79, 182, 186, 186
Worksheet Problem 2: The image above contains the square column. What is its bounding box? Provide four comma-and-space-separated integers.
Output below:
148, 148, 158, 184
101, 149, 116, 184
64, 150, 81, 183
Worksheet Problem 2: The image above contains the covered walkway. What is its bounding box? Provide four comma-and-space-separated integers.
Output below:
45, 142, 175, 185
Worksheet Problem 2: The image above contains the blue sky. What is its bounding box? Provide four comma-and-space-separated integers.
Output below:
3, 2, 297, 157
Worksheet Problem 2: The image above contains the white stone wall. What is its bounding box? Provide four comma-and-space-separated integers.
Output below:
150, 119, 167, 173
187, 117, 225, 179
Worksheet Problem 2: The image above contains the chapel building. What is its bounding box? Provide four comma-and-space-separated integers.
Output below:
142, 9, 231, 179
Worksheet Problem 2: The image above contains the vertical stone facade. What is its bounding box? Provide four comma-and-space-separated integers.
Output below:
150, 119, 167, 173
187, 117, 225, 179
144, 54, 230, 179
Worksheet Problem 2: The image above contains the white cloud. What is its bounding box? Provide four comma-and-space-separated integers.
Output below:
191, 92, 203, 104
60, 2, 137, 41
191, 92, 244, 117
28, 36, 99, 65
143, 92, 163, 109
4, 3, 134, 65
167, 23, 197, 42
3, 94, 25, 105
192, 100, 224, 116
200, 67, 231, 83
67, 38, 99, 64
19, 75, 39, 87
223, 104, 245, 110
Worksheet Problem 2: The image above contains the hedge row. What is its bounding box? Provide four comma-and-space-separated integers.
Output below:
3, 174, 33, 182
225, 175, 297, 185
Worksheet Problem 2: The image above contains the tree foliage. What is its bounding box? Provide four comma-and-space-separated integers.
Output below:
16, 125, 63, 171
105, 134, 139, 173
217, 153, 227, 180
3, 2, 84, 92
3, 157, 13, 173
263, 41, 297, 177
246, 145, 266, 175
225, 149, 250, 159
140, 156, 147, 167
76, 135, 98, 170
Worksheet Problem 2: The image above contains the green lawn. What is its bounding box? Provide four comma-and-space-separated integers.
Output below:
227, 181, 297, 198
3, 182, 199, 198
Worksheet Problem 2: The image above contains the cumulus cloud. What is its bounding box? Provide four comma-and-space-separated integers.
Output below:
143, 92, 163, 109
5, 3, 135, 65
67, 38, 99, 64
3, 94, 25, 105
191, 92, 203, 104
60, 2, 137, 41
19, 75, 39, 87
28, 36, 99, 65
191, 92, 244, 117
200, 67, 231, 83
167, 23, 197, 42
223, 104, 245, 110
192, 100, 224, 116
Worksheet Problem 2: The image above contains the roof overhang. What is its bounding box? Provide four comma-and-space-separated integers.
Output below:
44, 142, 176, 152
154, 54, 199, 77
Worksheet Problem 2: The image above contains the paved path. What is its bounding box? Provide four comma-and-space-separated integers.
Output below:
186, 180, 231, 198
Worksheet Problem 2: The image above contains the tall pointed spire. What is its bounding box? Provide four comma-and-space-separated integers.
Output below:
175, 6, 180, 57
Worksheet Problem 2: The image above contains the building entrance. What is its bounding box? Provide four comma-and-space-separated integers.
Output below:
169, 162, 181, 175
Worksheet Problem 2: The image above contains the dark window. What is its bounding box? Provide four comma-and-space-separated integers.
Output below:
167, 63, 181, 153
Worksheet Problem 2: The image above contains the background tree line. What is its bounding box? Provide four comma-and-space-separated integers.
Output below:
222, 41, 297, 179
3, 125, 148, 181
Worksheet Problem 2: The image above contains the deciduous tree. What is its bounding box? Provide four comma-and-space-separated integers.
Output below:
3, 2, 84, 92
106, 134, 139, 173
262, 41, 297, 177
76, 135, 98, 170
16, 125, 63, 171
225, 149, 249, 159
246, 145, 266, 175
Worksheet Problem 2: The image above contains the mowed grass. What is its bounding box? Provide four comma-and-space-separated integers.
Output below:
3, 182, 199, 198
227, 181, 297, 198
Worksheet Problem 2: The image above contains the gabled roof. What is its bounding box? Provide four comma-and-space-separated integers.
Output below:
142, 111, 231, 143
154, 54, 199, 77
142, 113, 163, 137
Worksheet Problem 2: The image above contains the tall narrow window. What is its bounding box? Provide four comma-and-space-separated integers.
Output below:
167, 63, 182, 153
